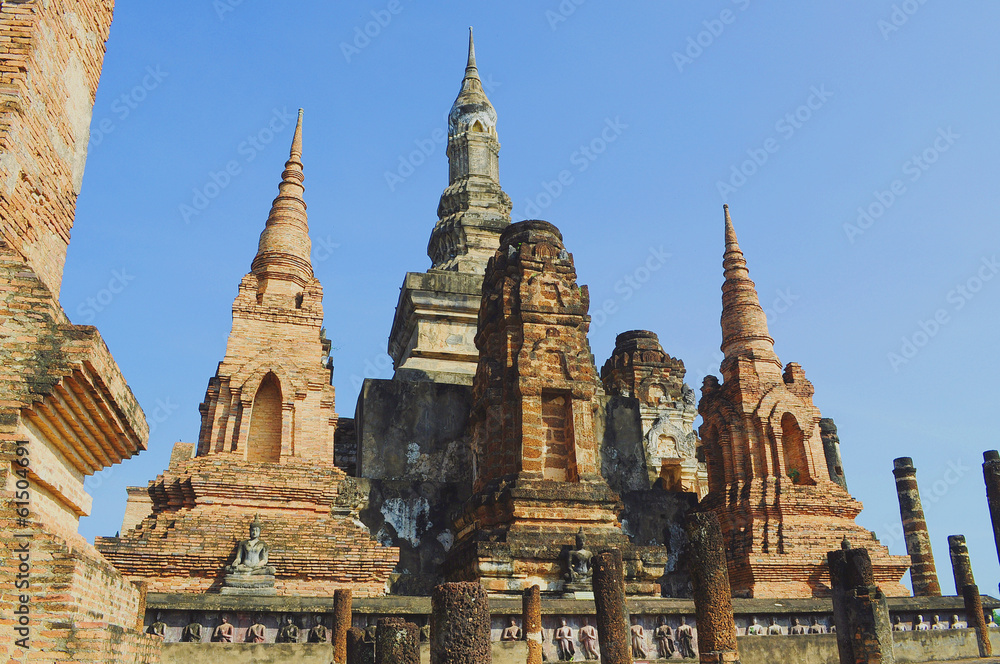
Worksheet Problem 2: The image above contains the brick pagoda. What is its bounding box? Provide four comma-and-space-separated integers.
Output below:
697, 206, 909, 598
96, 113, 398, 597
447, 219, 668, 595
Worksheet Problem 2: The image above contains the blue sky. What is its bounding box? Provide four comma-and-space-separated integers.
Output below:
67, 1, 1000, 595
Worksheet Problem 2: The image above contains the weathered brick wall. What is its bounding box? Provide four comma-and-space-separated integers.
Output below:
0, 0, 116, 296
96, 457, 399, 597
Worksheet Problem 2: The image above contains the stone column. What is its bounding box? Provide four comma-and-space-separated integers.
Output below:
430, 581, 491, 664
347, 627, 375, 664
523, 584, 543, 664
948, 535, 976, 595
892, 457, 941, 596
962, 584, 993, 657
592, 549, 632, 664
376, 618, 419, 664
983, 451, 1000, 567
334, 589, 352, 664
828, 542, 895, 664
685, 512, 740, 664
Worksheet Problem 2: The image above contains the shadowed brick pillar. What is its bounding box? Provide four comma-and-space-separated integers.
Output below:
828, 542, 895, 664
820, 418, 849, 490
948, 535, 976, 596
685, 512, 740, 664
334, 589, 352, 663
523, 585, 543, 664
348, 627, 374, 664
983, 451, 1000, 568
376, 618, 419, 664
592, 549, 632, 664
892, 457, 941, 596
698, 206, 908, 598
962, 584, 993, 657
431, 582, 491, 664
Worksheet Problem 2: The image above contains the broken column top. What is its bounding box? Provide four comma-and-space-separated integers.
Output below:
893, 457, 915, 472
985, 450, 1000, 462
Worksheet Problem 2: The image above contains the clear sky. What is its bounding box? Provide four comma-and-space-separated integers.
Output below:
67, 1, 1000, 595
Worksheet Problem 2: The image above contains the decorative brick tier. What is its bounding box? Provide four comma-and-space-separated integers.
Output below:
96, 455, 399, 596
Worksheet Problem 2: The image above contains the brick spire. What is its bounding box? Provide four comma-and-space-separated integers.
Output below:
720, 204, 781, 376
251, 108, 313, 291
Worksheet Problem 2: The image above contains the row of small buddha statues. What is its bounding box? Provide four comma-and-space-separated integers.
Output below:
147, 612, 329, 643
498, 617, 697, 661
891, 614, 998, 631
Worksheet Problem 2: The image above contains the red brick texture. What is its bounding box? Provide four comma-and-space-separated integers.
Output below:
698, 207, 908, 599
449, 220, 667, 595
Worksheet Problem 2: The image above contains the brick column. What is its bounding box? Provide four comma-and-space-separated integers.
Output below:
948, 535, 976, 595
347, 627, 375, 664
592, 549, 632, 664
828, 543, 895, 664
334, 589, 353, 664
685, 512, 740, 664
892, 457, 941, 596
376, 618, 419, 664
523, 584, 543, 664
962, 584, 993, 657
430, 581, 491, 664
983, 451, 1000, 568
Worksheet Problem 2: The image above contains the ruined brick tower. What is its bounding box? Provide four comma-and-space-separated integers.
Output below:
96, 114, 399, 596
387, 28, 512, 384
0, 1, 160, 661
697, 206, 908, 598
447, 219, 667, 594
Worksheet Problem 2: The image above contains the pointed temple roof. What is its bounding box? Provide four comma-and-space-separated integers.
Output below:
250, 108, 313, 288
448, 27, 497, 134
720, 205, 781, 370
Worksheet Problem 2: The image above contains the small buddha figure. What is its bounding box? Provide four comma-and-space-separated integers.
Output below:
988, 614, 998, 629
892, 615, 908, 631
276, 615, 299, 643
915, 614, 929, 631
501, 618, 522, 641
789, 618, 806, 635
213, 614, 234, 642
182, 613, 204, 642
579, 618, 599, 660
364, 622, 377, 643
676, 617, 696, 658
931, 615, 945, 630
226, 516, 276, 575
808, 616, 828, 634
565, 529, 594, 584
654, 617, 675, 658
308, 614, 328, 643
630, 620, 648, 658
746, 616, 764, 635
554, 619, 575, 661
950, 614, 966, 629
767, 617, 783, 635
247, 613, 267, 643
148, 611, 166, 638
420, 624, 431, 642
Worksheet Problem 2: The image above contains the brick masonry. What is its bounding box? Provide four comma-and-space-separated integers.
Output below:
0, 1, 162, 661
96, 114, 398, 598
698, 207, 909, 599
